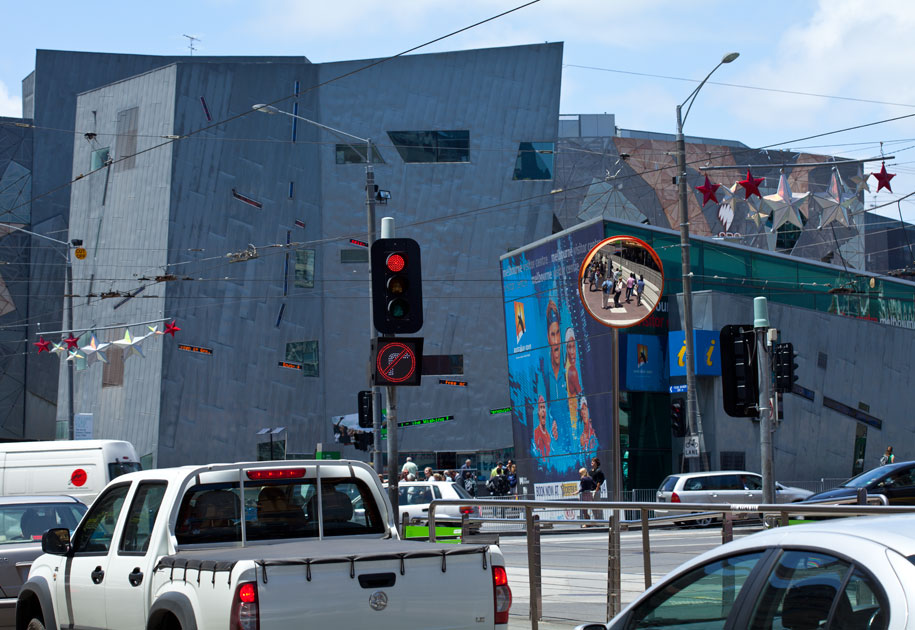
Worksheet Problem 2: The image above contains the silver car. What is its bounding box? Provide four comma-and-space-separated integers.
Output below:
0, 496, 86, 629
655, 471, 813, 526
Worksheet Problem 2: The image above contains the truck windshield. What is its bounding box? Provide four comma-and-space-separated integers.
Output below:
175, 477, 385, 545
108, 461, 142, 479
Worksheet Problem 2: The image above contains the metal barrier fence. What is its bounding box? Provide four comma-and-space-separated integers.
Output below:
423, 495, 907, 630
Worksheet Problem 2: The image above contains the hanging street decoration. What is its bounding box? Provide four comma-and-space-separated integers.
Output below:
738, 169, 765, 199
872, 162, 896, 193
761, 172, 809, 231
696, 175, 721, 205
717, 182, 739, 232
112, 330, 147, 360
812, 169, 856, 229
33, 337, 51, 353
34, 319, 180, 368
745, 196, 770, 228
849, 172, 871, 194
80, 334, 110, 364
63, 334, 80, 350
163, 320, 181, 337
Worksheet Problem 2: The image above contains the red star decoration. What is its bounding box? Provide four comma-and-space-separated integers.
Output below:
695, 175, 721, 205
163, 320, 181, 337
63, 334, 80, 350
738, 169, 765, 199
872, 162, 896, 193
33, 337, 51, 354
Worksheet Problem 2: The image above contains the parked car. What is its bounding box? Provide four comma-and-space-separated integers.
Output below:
573, 514, 915, 630
655, 471, 813, 526
0, 496, 86, 629
805, 460, 915, 505
387, 480, 479, 523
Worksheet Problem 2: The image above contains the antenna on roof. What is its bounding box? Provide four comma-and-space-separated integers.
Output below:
183, 34, 200, 56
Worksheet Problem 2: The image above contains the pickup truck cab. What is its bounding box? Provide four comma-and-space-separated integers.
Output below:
17, 460, 511, 630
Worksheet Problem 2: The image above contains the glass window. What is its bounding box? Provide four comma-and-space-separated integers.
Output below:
115, 107, 139, 171
295, 249, 315, 288
90, 147, 110, 171
119, 482, 166, 554
749, 550, 852, 630
175, 477, 385, 544
627, 551, 763, 629
387, 130, 469, 163
742, 475, 763, 491
513, 142, 554, 180
72, 484, 130, 553
1, 501, 86, 543
109, 461, 141, 479
340, 249, 369, 264
103, 327, 125, 388
286, 340, 319, 377
335, 143, 385, 164
659, 476, 678, 492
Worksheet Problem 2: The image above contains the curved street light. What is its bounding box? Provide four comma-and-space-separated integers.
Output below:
674, 52, 738, 473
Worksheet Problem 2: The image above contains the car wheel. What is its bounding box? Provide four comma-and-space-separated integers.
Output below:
694, 516, 713, 528
27, 619, 46, 630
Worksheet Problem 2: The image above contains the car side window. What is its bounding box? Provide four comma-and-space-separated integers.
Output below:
432, 486, 442, 499
748, 550, 859, 630
119, 482, 167, 554
71, 484, 130, 554
743, 476, 763, 491
885, 467, 915, 487
625, 551, 763, 629
684, 478, 704, 491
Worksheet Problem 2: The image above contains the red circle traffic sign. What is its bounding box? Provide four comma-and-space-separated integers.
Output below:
71, 468, 87, 487
375, 341, 417, 383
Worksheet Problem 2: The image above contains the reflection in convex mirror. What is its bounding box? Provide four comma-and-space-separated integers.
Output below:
578, 235, 664, 328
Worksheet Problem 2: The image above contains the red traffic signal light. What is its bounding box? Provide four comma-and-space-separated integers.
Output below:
371, 238, 423, 334
386, 253, 406, 273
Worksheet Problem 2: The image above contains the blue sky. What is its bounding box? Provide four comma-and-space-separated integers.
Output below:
3, 0, 915, 220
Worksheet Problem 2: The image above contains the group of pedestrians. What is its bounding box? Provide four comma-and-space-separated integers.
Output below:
577, 457, 606, 526
595, 266, 645, 310
485, 460, 519, 497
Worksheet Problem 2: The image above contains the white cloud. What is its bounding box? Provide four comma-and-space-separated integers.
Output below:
0, 81, 21, 118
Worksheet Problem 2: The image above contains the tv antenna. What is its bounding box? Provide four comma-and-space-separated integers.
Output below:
183, 34, 200, 56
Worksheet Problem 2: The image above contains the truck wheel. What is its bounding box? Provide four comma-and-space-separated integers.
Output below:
27, 619, 46, 630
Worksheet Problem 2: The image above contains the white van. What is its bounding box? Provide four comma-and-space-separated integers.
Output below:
0, 440, 141, 504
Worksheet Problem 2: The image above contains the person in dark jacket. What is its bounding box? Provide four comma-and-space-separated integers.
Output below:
578, 467, 596, 525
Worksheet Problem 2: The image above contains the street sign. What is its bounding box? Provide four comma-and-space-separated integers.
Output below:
74, 247, 87, 260
669, 384, 688, 394
684, 435, 700, 459
372, 337, 423, 387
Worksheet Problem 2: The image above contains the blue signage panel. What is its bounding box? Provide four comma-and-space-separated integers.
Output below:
621, 333, 667, 392
668, 330, 721, 377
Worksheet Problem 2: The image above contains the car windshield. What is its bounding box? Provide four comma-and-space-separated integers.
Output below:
839, 467, 890, 488
0, 501, 86, 544
109, 461, 142, 479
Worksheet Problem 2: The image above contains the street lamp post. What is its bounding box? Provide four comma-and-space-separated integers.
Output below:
252, 104, 384, 473
675, 52, 738, 472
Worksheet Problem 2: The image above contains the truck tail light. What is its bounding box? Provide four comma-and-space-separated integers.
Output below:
246, 468, 306, 480
460, 506, 475, 515
231, 581, 259, 630
492, 565, 511, 625
671, 492, 681, 503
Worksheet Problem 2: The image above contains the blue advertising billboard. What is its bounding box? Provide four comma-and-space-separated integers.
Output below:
621, 333, 667, 392
501, 222, 613, 488
668, 330, 721, 377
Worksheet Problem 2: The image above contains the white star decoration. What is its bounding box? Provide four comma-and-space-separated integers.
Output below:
849, 172, 871, 194
716, 182, 739, 231
80, 334, 110, 364
761, 173, 809, 231
745, 196, 771, 228
112, 330, 146, 360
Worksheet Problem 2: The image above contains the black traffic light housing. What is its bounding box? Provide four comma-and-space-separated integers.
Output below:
357, 390, 373, 428
371, 238, 423, 334
719, 324, 760, 418
671, 399, 687, 437
773, 342, 799, 393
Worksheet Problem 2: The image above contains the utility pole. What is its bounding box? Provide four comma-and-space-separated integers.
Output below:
379, 217, 400, 520
364, 141, 384, 475
754, 297, 775, 506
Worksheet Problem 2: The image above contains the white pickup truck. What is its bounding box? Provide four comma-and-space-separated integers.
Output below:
16, 460, 511, 630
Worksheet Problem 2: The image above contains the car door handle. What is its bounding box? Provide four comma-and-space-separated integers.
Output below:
91, 566, 105, 584
128, 567, 144, 587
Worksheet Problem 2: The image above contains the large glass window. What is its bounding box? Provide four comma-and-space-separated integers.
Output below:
175, 477, 385, 544
513, 142, 554, 180
387, 130, 469, 163
627, 551, 763, 629
335, 143, 385, 164
295, 249, 315, 288
90, 147, 110, 171
115, 107, 139, 171
286, 340, 319, 377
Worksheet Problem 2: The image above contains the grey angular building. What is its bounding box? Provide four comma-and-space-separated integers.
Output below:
49, 44, 562, 467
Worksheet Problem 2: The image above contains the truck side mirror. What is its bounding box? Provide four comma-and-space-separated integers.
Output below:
42, 528, 71, 555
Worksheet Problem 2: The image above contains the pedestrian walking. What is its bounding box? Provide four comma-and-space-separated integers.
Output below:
601, 276, 613, 309
626, 273, 635, 303
613, 278, 623, 308
880, 446, 895, 466
589, 458, 605, 521
578, 467, 596, 525
636, 275, 645, 306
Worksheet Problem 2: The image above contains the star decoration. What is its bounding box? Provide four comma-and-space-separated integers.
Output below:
761, 173, 809, 231
812, 169, 856, 229
50, 342, 67, 356
696, 175, 721, 205
717, 182, 739, 231
849, 172, 871, 194
34, 337, 51, 353
164, 320, 181, 337
872, 162, 896, 193
66, 349, 85, 362
80, 334, 110, 364
63, 334, 80, 350
148, 325, 162, 335
112, 330, 146, 360
738, 169, 765, 199
745, 196, 770, 228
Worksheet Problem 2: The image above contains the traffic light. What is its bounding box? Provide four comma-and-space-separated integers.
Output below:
719, 324, 760, 418
357, 390, 373, 428
371, 238, 423, 334
773, 342, 799, 393
671, 399, 687, 437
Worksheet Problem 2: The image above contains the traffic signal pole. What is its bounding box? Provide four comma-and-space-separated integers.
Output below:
379, 218, 401, 521
754, 297, 776, 506
365, 142, 384, 475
